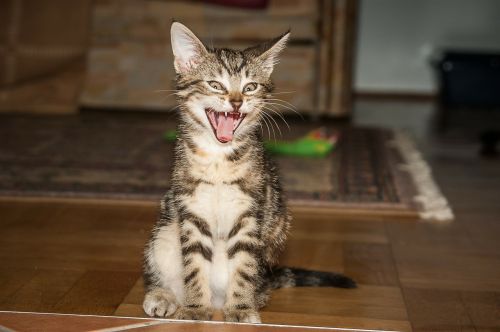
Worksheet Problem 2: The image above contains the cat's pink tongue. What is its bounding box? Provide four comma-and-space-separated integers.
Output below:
216, 114, 236, 142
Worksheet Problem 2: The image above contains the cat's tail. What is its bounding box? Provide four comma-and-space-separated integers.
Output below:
267, 266, 356, 289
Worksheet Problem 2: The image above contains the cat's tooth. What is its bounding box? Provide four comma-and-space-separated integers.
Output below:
225, 112, 227, 117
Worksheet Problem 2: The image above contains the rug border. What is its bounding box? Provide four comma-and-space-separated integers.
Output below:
0, 195, 420, 221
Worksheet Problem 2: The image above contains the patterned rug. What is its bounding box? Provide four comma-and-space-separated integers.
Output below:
0, 111, 421, 216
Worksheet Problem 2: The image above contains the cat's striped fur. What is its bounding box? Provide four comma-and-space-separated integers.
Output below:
143, 22, 355, 323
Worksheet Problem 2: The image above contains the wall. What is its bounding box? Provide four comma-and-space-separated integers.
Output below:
354, 0, 500, 94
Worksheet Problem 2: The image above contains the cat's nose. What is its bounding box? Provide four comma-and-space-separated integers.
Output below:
230, 100, 242, 112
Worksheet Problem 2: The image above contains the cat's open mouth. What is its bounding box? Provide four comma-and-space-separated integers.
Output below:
205, 108, 246, 143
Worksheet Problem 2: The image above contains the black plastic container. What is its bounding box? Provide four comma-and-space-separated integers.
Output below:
436, 51, 500, 108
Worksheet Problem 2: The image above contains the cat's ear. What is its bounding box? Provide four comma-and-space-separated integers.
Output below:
170, 22, 207, 73
257, 31, 290, 75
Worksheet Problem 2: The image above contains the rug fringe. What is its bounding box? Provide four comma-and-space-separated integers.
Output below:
389, 131, 454, 222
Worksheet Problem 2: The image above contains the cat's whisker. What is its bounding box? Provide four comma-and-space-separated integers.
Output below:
260, 105, 291, 131
261, 111, 281, 140
257, 119, 264, 137
154, 90, 182, 104
261, 99, 297, 109
168, 104, 182, 114
170, 104, 181, 111
266, 91, 296, 96
258, 102, 289, 129
266, 112, 283, 138
263, 98, 299, 113
159, 92, 180, 97
160, 94, 180, 103
261, 101, 299, 115
249, 108, 265, 137
154, 89, 181, 93
257, 112, 268, 138
259, 113, 275, 141
263, 99, 299, 115
265, 97, 297, 107
260, 114, 272, 141
263, 114, 276, 142
261, 101, 304, 119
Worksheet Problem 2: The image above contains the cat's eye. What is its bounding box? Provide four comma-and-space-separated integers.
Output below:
208, 81, 225, 92
243, 83, 258, 94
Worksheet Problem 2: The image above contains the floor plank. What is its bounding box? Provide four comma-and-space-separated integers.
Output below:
461, 291, 500, 331
392, 242, 500, 292
0, 268, 39, 304
402, 288, 476, 332
52, 270, 140, 315
259, 312, 413, 332
343, 242, 400, 286
263, 286, 408, 322
1, 269, 84, 312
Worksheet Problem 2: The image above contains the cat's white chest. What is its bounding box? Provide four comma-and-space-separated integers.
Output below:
187, 181, 250, 239
185, 174, 252, 309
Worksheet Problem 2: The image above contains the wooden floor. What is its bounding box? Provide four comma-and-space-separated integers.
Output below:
0, 311, 373, 332
0, 130, 499, 331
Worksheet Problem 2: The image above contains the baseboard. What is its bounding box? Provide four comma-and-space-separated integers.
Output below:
355, 91, 437, 102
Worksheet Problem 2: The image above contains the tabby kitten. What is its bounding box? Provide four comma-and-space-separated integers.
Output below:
143, 22, 355, 323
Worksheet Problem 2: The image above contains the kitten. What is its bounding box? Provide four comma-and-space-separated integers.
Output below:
142, 22, 355, 323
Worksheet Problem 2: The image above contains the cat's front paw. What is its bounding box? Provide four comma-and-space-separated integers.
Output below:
223, 308, 261, 323
143, 288, 178, 317
174, 306, 213, 321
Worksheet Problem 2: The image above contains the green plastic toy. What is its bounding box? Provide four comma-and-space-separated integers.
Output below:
163, 127, 338, 158
264, 127, 338, 158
